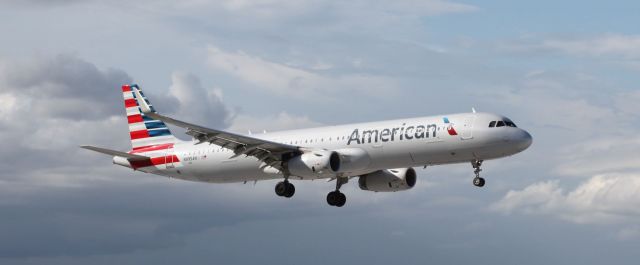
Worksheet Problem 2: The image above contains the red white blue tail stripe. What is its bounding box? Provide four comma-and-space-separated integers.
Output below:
122, 84, 178, 151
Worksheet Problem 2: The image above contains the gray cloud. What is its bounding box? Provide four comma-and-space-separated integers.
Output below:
1, 0, 86, 7
0, 53, 330, 259
0, 54, 132, 120
165, 72, 233, 128
0, 55, 231, 184
0, 55, 134, 180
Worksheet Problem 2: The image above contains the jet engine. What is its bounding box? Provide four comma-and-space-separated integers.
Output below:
287, 150, 341, 177
358, 168, 417, 192
333, 148, 371, 174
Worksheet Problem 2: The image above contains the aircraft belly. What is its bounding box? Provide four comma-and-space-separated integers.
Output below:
166, 152, 281, 183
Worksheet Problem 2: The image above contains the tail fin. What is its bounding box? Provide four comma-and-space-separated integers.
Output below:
121, 84, 179, 151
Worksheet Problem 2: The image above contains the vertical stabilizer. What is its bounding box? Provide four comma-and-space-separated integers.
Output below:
121, 84, 179, 151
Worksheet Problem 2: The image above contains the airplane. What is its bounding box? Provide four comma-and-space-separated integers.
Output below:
82, 84, 533, 207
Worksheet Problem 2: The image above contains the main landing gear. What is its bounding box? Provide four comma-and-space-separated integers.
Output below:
275, 180, 295, 198
472, 159, 485, 187
326, 177, 347, 207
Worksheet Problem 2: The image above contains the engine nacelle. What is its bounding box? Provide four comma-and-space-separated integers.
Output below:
358, 168, 417, 192
333, 148, 371, 174
287, 150, 341, 178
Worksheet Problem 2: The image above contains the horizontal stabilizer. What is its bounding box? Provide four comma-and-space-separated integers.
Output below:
81, 145, 148, 161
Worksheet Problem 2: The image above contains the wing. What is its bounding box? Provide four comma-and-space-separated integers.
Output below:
131, 87, 300, 172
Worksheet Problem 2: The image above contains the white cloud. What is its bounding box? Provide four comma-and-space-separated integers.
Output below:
207, 45, 320, 95
614, 90, 640, 118
491, 173, 640, 225
542, 35, 640, 59
216, 0, 320, 18
503, 34, 640, 60
491, 87, 616, 132
481, 70, 640, 137
130, 0, 477, 19
0, 93, 18, 125
206, 45, 398, 99
367, 0, 478, 16
553, 137, 640, 177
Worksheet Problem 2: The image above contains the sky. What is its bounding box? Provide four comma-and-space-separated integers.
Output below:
1, 0, 639, 264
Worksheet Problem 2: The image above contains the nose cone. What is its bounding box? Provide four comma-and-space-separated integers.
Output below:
515, 130, 533, 151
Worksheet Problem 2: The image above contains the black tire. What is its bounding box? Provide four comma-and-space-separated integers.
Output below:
275, 182, 287, 196
326, 191, 337, 206
284, 182, 295, 198
335, 192, 346, 207
473, 177, 485, 187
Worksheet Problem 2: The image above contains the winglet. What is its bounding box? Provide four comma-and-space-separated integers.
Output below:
131, 86, 153, 114
472, 107, 477, 113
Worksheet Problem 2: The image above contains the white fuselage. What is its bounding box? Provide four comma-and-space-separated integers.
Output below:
125, 112, 532, 183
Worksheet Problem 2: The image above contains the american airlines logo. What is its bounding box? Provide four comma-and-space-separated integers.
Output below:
347, 123, 439, 145
347, 117, 458, 145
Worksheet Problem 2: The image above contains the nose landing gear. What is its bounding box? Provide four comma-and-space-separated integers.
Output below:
472, 160, 485, 187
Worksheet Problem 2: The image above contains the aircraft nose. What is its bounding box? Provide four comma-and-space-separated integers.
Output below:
516, 130, 533, 151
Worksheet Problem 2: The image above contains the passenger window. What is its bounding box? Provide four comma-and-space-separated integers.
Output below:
489, 121, 496, 127
496, 121, 505, 127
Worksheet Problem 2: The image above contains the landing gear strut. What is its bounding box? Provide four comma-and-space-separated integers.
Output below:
275, 179, 295, 198
326, 177, 347, 207
472, 159, 485, 187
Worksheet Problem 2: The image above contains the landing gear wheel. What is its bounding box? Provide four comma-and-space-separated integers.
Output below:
326, 191, 338, 206
275, 181, 287, 197
473, 177, 485, 187
284, 182, 295, 198
326, 191, 346, 207
335, 192, 346, 207
275, 181, 295, 197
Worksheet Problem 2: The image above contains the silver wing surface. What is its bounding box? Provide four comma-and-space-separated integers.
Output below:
132, 87, 300, 172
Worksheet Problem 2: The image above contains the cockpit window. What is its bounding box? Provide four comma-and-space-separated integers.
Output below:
489, 121, 496, 127
504, 118, 517, 127
496, 121, 505, 127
